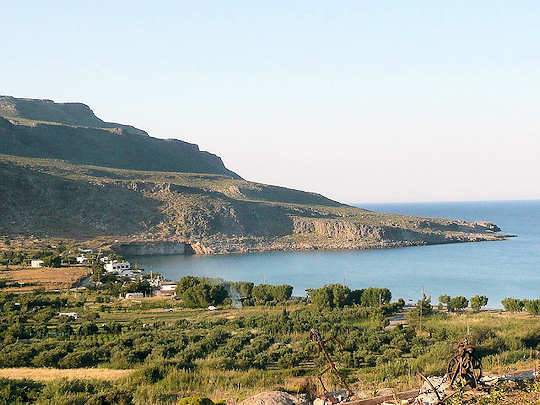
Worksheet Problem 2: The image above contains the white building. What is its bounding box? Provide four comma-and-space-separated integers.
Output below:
125, 292, 144, 299
153, 284, 177, 296
31, 260, 44, 268
59, 312, 78, 319
76, 255, 87, 264
104, 261, 131, 273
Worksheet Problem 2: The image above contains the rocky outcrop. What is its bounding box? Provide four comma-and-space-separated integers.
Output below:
239, 391, 308, 405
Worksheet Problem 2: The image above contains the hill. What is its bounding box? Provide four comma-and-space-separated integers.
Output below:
0, 96, 239, 178
0, 154, 505, 254
0, 96, 507, 253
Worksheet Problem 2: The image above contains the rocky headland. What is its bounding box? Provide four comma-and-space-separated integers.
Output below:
0, 96, 509, 255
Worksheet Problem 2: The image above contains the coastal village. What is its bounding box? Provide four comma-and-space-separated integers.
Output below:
8, 244, 178, 299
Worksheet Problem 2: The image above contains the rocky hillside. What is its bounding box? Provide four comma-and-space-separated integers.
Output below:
0, 95, 507, 254
0, 96, 239, 178
0, 154, 506, 254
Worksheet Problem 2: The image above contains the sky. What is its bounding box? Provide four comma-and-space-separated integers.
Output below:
2, 1, 540, 203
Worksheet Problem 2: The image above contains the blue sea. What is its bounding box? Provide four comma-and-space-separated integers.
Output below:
133, 200, 540, 308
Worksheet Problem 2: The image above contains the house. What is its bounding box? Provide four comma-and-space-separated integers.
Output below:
59, 312, 78, 319
125, 292, 144, 299
153, 284, 177, 296
76, 255, 87, 264
31, 260, 44, 268
104, 261, 131, 273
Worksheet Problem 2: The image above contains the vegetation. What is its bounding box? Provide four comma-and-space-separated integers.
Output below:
469, 295, 488, 312
0, 276, 539, 404
501, 298, 525, 313
449, 296, 469, 312
308, 285, 392, 310
176, 277, 228, 308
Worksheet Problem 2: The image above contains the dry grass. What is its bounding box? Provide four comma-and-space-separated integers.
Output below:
0, 266, 91, 291
0, 367, 132, 381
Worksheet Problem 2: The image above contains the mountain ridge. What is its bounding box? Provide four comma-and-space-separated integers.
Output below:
0, 96, 240, 178
0, 96, 508, 254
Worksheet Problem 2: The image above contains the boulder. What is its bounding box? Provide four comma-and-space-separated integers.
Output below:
239, 391, 308, 405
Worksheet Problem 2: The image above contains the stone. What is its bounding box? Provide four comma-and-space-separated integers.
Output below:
239, 391, 308, 405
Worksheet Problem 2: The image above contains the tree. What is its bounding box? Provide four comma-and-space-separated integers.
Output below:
501, 298, 524, 313
309, 284, 351, 309
251, 284, 293, 305
79, 322, 98, 336
523, 299, 540, 316
406, 294, 433, 328
470, 295, 488, 312
57, 323, 73, 337
349, 289, 364, 305
361, 288, 392, 307
177, 277, 228, 308
449, 296, 469, 312
309, 285, 334, 309
438, 295, 451, 306
42, 254, 61, 268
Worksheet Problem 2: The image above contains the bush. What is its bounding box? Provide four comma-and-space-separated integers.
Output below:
58, 350, 97, 368
0, 378, 43, 403
177, 398, 216, 405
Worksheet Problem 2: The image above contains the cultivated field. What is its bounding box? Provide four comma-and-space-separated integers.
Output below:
0, 367, 131, 381
0, 266, 91, 291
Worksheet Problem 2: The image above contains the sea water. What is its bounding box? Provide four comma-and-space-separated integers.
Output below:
132, 200, 540, 307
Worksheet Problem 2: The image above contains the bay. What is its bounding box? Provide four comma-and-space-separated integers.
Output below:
132, 200, 540, 308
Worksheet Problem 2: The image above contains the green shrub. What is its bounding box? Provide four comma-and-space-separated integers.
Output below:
177, 397, 216, 405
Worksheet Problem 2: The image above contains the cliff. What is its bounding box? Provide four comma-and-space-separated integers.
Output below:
0, 96, 240, 178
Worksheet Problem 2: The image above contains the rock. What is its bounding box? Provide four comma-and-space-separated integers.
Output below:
414, 376, 452, 404
239, 391, 308, 405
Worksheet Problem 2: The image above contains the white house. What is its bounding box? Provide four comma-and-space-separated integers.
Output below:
76, 255, 87, 264
31, 260, 44, 268
125, 292, 144, 299
104, 261, 131, 273
59, 312, 78, 319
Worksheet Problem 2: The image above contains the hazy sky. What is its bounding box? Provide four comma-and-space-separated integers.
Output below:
2, 1, 540, 203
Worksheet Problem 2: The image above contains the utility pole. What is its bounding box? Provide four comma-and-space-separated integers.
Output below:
419, 285, 425, 332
